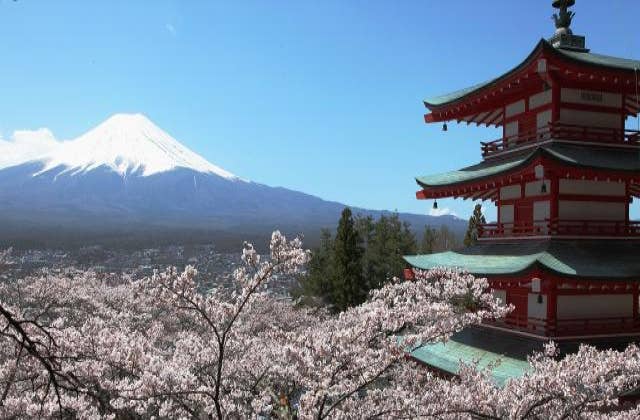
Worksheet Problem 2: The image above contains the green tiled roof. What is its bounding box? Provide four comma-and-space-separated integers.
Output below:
415, 144, 640, 189
558, 48, 640, 72
405, 252, 542, 275
404, 240, 640, 279
424, 39, 640, 108
423, 80, 496, 107
416, 155, 526, 188
410, 339, 531, 387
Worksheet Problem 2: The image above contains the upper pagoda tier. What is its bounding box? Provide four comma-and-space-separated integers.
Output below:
406, 0, 640, 344
423, 39, 640, 128
416, 5, 640, 241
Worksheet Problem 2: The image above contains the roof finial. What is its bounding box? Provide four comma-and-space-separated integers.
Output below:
552, 0, 575, 35
548, 0, 588, 52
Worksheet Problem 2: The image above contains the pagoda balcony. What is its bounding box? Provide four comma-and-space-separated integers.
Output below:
489, 316, 640, 338
481, 122, 640, 159
478, 218, 640, 240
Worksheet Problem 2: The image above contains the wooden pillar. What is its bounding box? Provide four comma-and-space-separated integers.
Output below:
550, 172, 560, 231
546, 277, 558, 336
551, 82, 561, 123
633, 283, 639, 321
625, 181, 631, 227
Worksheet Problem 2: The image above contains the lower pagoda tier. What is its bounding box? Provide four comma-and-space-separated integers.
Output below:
409, 326, 640, 387
404, 240, 640, 339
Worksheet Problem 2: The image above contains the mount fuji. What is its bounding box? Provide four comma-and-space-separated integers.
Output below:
0, 114, 464, 248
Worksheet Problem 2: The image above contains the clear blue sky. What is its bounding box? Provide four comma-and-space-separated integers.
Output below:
1, 0, 639, 220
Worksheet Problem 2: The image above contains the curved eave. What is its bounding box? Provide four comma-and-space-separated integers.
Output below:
424, 39, 640, 112
553, 46, 640, 73
404, 253, 582, 278
423, 39, 547, 110
415, 149, 539, 191
404, 240, 640, 280
415, 144, 640, 195
403, 258, 640, 280
404, 252, 541, 276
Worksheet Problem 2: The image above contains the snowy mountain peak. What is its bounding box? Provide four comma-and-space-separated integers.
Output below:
35, 113, 239, 179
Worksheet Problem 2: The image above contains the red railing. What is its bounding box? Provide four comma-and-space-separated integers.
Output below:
481, 122, 640, 158
553, 317, 640, 336
548, 218, 640, 236
477, 221, 547, 239
490, 316, 640, 337
478, 219, 640, 239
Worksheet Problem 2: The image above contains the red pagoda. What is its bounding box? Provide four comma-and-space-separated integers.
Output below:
404, 0, 640, 383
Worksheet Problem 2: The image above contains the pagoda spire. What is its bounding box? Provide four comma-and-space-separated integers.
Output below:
552, 0, 575, 34
548, 0, 588, 52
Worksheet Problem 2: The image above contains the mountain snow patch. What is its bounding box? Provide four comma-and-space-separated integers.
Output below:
2, 113, 240, 180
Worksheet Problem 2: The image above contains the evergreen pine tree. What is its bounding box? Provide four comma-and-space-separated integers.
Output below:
437, 225, 460, 251
463, 204, 486, 247
294, 212, 417, 311
331, 208, 365, 311
355, 215, 376, 291
420, 225, 438, 254
295, 228, 334, 305
364, 213, 417, 290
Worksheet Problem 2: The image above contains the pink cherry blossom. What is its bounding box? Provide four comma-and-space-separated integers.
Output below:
2, 235, 640, 418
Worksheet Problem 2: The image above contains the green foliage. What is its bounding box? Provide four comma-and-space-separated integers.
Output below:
293, 229, 334, 306
419, 224, 461, 254
364, 214, 417, 290
463, 204, 486, 247
420, 226, 438, 254
295, 209, 418, 312
330, 208, 366, 311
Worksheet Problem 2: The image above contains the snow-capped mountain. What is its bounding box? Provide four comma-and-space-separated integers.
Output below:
6, 113, 238, 179
0, 114, 464, 247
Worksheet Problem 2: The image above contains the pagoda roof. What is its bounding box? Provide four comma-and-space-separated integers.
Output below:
409, 326, 640, 387
557, 48, 640, 72
403, 239, 640, 279
409, 327, 537, 387
424, 39, 640, 116
415, 143, 640, 190
410, 337, 531, 387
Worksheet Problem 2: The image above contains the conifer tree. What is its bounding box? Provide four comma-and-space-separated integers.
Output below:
355, 215, 376, 290
420, 225, 438, 254
437, 225, 460, 251
294, 229, 334, 305
296, 212, 416, 311
463, 204, 486, 247
331, 208, 365, 311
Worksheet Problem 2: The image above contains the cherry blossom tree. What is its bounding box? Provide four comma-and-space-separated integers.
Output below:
2, 235, 640, 419
381, 341, 640, 419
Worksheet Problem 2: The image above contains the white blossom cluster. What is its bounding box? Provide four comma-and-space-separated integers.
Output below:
1, 233, 639, 418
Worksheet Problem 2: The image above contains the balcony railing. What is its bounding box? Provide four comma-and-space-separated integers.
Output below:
478, 219, 640, 239
481, 122, 640, 158
490, 315, 640, 337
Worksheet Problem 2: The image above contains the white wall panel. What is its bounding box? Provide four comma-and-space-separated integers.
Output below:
504, 120, 519, 139
500, 185, 522, 200
559, 108, 621, 129
534, 201, 550, 234
492, 290, 507, 305
558, 201, 625, 221
557, 294, 633, 319
500, 205, 514, 224
559, 179, 626, 196
505, 99, 526, 118
525, 180, 551, 197
561, 88, 622, 108
537, 109, 552, 129
528, 294, 547, 319
529, 90, 552, 110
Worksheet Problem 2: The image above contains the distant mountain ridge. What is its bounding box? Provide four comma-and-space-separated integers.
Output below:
0, 114, 465, 248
